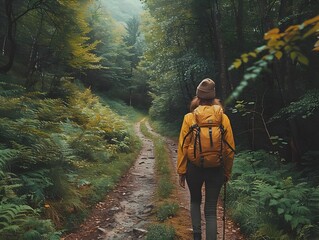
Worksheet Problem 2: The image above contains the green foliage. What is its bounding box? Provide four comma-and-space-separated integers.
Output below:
0, 78, 139, 234
227, 15, 319, 104
100, 97, 145, 122
270, 89, 319, 121
147, 120, 180, 139
20, 170, 53, 206
141, 0, 214, 123
156, 202, 179, 222
146, 224, 175, 240
0, 204, 61, 240
228, 150, 319, 239
157, 179, 174, 199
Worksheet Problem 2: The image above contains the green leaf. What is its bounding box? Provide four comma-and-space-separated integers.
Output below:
284, 214, 293, 222
297, 54, 309, 65
269, 199, 278, 206
277, 208, 285, 215
290, 51, 298, 61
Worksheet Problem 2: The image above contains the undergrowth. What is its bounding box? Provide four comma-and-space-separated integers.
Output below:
0, 77, 141, 239
146, 223, 175, 240
228, 150, 319, 240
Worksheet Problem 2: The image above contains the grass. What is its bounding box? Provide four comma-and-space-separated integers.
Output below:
157, 202, 179, 222
139, 120, 178, 238
148, 120, 180, 139
98, 95, 145, 123
146, 224, 176, 240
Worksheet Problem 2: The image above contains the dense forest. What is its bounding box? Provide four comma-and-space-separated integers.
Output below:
0, 0, 319, 239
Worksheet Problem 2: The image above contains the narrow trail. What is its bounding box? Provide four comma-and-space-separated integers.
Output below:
64, 121, 156, 240
64, 120, 244, 240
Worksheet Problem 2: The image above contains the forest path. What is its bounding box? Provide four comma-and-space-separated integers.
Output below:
64, 120, 244, 240
64, 121, 156, 240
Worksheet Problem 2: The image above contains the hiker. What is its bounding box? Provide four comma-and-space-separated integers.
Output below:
177, 78, 235, 240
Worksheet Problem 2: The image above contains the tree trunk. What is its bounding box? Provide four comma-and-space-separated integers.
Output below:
25, 12, 44, 89
210, 0, 229, 101
0, 0, 16, 74
231, 0, 244, 50
275, 0, 302, 163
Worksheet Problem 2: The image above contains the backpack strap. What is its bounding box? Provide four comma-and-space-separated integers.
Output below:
220, 125, 236, 153
181, 124, 198, 148
209, 127, 213, 147
195, 127, 204, 167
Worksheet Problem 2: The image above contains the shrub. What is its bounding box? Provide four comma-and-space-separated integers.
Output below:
157, 202, 179, 221
146, 224, 175, 240
228, 150, 319, 239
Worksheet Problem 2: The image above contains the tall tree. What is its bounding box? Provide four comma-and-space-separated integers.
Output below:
0, 0, 102, 87
210, 0, 229, 100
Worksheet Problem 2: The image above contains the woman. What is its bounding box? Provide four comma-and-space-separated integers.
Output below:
177, 78, 235, 240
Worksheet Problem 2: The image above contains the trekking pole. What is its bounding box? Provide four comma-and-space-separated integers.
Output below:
223, 182, 226, 240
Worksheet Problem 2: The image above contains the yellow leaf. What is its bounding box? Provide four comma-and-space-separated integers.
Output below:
241, 54, 248, 63
241, 53, 248, 58
275, 51, 283, 60
45, 204, 50, 208
290, 51, 298, 61
233, 59, 242, 69
266, 28, 280, 34
284, 32, 298, 42
267, 39, 277, 47
313, 46, 319, 51
285, 25, 299, 32
248, 52, 257, 57
275, 40, 285, 49
303, 23, 319, 39
264, 28, 280, 40
303, 15, 319, 27
315, 40, 319, 48
297, 54, 309, 65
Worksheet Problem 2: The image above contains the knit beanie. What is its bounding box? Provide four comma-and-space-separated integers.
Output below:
196, 78, 216, 99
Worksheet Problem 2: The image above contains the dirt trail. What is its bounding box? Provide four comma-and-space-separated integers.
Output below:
64, 121, 244, 240
64, 121, 156, 240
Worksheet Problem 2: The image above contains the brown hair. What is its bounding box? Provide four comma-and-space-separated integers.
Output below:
189, 96, 223, 112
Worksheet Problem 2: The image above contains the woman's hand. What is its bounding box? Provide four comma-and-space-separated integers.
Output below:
179, 174, 186, 188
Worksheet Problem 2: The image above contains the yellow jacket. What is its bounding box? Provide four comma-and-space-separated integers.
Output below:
177, 105, 235, 180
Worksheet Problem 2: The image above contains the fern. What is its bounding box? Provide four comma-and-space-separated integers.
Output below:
0, 204, 34, 228
0, 81, 25, 97
0, 204, 61, 239
228, 150, 319, 239
20, 170, 53, 205
270, 89, 319, 121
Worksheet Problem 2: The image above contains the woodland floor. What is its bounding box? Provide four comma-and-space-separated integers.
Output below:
63, 121, 245, 240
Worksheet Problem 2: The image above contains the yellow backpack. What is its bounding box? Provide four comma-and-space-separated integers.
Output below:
183, 105, 227, 168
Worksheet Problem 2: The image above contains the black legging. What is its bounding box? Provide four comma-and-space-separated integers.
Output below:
186, 163, 224, 240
